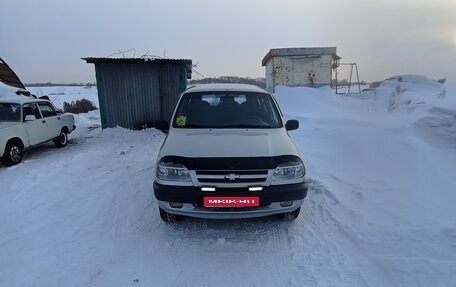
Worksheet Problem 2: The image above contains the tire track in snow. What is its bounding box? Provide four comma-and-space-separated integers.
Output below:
286, 178, 375, 286
149, 178, 374, 286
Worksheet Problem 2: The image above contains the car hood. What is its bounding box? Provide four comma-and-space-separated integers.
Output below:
158, 128, 301, 159
0, 122, 19, 129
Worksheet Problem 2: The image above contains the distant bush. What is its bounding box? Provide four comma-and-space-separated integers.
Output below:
436, 78, 446, 84
331, 78, 367, 87
63, 98, 97, 114
369, 81, 382, 88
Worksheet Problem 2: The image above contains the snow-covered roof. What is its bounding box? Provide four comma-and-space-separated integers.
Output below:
262, 47, 341, 66
0, 96, 45, 104
82, 57, 192, 64
185, 83, 267, 93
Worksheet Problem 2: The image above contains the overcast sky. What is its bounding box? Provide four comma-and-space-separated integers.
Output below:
1, 0, 455, 83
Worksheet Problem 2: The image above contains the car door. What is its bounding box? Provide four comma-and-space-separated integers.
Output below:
37, 102, 60, 140
23, 103, 48, 145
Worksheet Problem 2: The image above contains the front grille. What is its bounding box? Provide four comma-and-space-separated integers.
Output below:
195, 169, 268, 185
199, 178, 267, 183
196, 170, 268, 175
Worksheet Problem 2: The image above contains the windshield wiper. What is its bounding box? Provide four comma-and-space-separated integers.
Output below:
176, 124, 273, 129
222, 124, 272, 128
178, 124, 212, 128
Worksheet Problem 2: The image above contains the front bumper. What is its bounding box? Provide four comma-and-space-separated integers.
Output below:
153, 181, 308, 219
157, 200, 304, 219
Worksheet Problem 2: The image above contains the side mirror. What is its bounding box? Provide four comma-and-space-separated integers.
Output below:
155, 120, 170, 133
56, 109, 63, 114
25, 115, 36, 122
285, 119, 299, 131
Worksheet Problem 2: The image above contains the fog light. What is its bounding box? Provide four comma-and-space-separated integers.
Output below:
248, 186, 263, 192
170, 202, 183, 208
280, 201, 293, 207
201, 187, 216, 192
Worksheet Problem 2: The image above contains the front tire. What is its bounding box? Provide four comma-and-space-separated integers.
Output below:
3, 142, 23, 166
280, 207, 301, 221
54, 131, 68, 147
159, 207, 182, 223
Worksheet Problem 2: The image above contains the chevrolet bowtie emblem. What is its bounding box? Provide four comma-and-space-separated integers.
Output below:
225, 173, 241, 181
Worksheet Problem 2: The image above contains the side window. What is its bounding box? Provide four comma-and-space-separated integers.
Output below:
23, 103, 42, 121
38, 102, 57, 118
0, 103, 21, 122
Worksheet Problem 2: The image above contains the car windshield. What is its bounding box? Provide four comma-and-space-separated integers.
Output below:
172, 92, 283, 129
0, 103, 21, 122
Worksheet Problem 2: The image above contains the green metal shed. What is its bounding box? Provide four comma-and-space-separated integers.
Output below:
83, 57, 192, 129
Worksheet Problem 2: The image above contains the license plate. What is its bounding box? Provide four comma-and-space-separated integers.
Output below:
204, 197, 260, 207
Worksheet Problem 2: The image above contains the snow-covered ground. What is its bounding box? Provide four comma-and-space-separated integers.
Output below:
1, 78, 455, 286
26, 86, 99, 109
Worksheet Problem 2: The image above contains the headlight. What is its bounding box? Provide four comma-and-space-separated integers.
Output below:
272, 162, 305, 182
157, 162, 191, 182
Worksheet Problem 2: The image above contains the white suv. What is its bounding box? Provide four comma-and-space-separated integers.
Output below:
0, 97, 75, 166
153, 84, 308, 222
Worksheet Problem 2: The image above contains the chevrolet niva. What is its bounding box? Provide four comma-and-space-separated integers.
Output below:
153, 84, 307, 222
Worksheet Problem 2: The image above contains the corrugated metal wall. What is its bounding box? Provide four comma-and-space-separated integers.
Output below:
95, 62, 186, 129
157, 64, 184, 123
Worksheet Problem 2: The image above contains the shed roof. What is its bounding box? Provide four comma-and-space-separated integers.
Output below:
262, 47, 341, 66
82, 57, 192, 65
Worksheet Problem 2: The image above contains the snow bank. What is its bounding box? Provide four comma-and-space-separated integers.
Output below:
73, 109, 101, 125
346, 75, 446, 112
274, 85, 354, 118
412, 107, 456, 149
379, 74, 442, 88
274, 82, 456, 285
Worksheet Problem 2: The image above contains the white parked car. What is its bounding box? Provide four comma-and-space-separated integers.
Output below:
0, 97, 75, 166
153, 84, 308, 222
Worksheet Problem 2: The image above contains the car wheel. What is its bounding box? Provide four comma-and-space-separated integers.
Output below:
159, 207, 182, 223
3, 142, 23, 166
280, 207, 301, 221
54, 131, 68, 147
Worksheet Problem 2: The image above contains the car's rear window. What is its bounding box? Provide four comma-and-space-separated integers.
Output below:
172, 92, 283, 129
0, 103, 21, 122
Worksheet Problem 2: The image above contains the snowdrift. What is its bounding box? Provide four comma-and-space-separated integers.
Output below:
412, 106, 456, 149
273, 85, 350, 118
275, 76, 455, 151
347, 74, 446, 112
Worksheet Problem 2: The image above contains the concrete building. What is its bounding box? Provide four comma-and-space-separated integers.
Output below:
83, 57, 192, 129
262, 47, 341, 93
